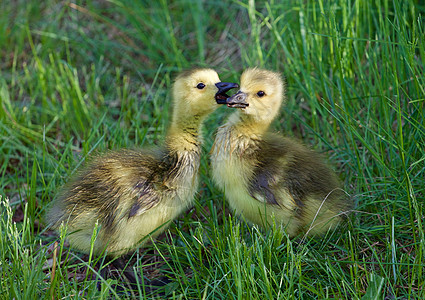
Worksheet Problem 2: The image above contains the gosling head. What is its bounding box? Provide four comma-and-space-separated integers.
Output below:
172, 68, 238, 118
226, 68, 285, 125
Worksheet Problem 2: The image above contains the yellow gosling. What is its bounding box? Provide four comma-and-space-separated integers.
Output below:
48, 69, 238, 257
211, 68, 352, 237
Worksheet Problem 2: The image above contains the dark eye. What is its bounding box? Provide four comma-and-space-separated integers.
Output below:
257, 91, 265, 97
196, 83, 206, 89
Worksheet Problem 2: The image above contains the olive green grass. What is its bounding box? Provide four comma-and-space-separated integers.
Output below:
1, 0, 424, 298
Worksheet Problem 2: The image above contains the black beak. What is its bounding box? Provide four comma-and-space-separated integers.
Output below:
226, 91, 249, 108
215, 82, 239, 104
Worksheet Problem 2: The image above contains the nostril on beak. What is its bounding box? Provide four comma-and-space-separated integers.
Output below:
226, 91, 248, 107
228, 82, 239, 89
215, 82, 239, 92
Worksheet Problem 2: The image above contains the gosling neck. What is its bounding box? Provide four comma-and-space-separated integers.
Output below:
226, 111, 271, 138
166, 114, 205, 153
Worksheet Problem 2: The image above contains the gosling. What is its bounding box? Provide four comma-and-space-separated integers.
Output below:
48, 69, 238, 257
211, 68, 351, 237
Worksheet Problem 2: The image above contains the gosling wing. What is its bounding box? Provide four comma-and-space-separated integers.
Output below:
248, 170, 280, 206
127, 180, 161, 217
116, 148, 170, 218
247, 134, 299, 209
248, 134, 342, 210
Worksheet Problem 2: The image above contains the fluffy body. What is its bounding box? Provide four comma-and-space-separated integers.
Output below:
48, 69, 231, 256
211, 68, 351, 236
49, 148, 199, 256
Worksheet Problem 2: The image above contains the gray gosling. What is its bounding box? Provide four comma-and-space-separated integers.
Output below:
211, 68, 351, 237
48, 69, 238, 257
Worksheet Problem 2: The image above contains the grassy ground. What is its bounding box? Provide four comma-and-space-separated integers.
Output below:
1, 0, 424, 298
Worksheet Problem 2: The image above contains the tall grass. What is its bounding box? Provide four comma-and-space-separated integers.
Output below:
1, 0, 424, 298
